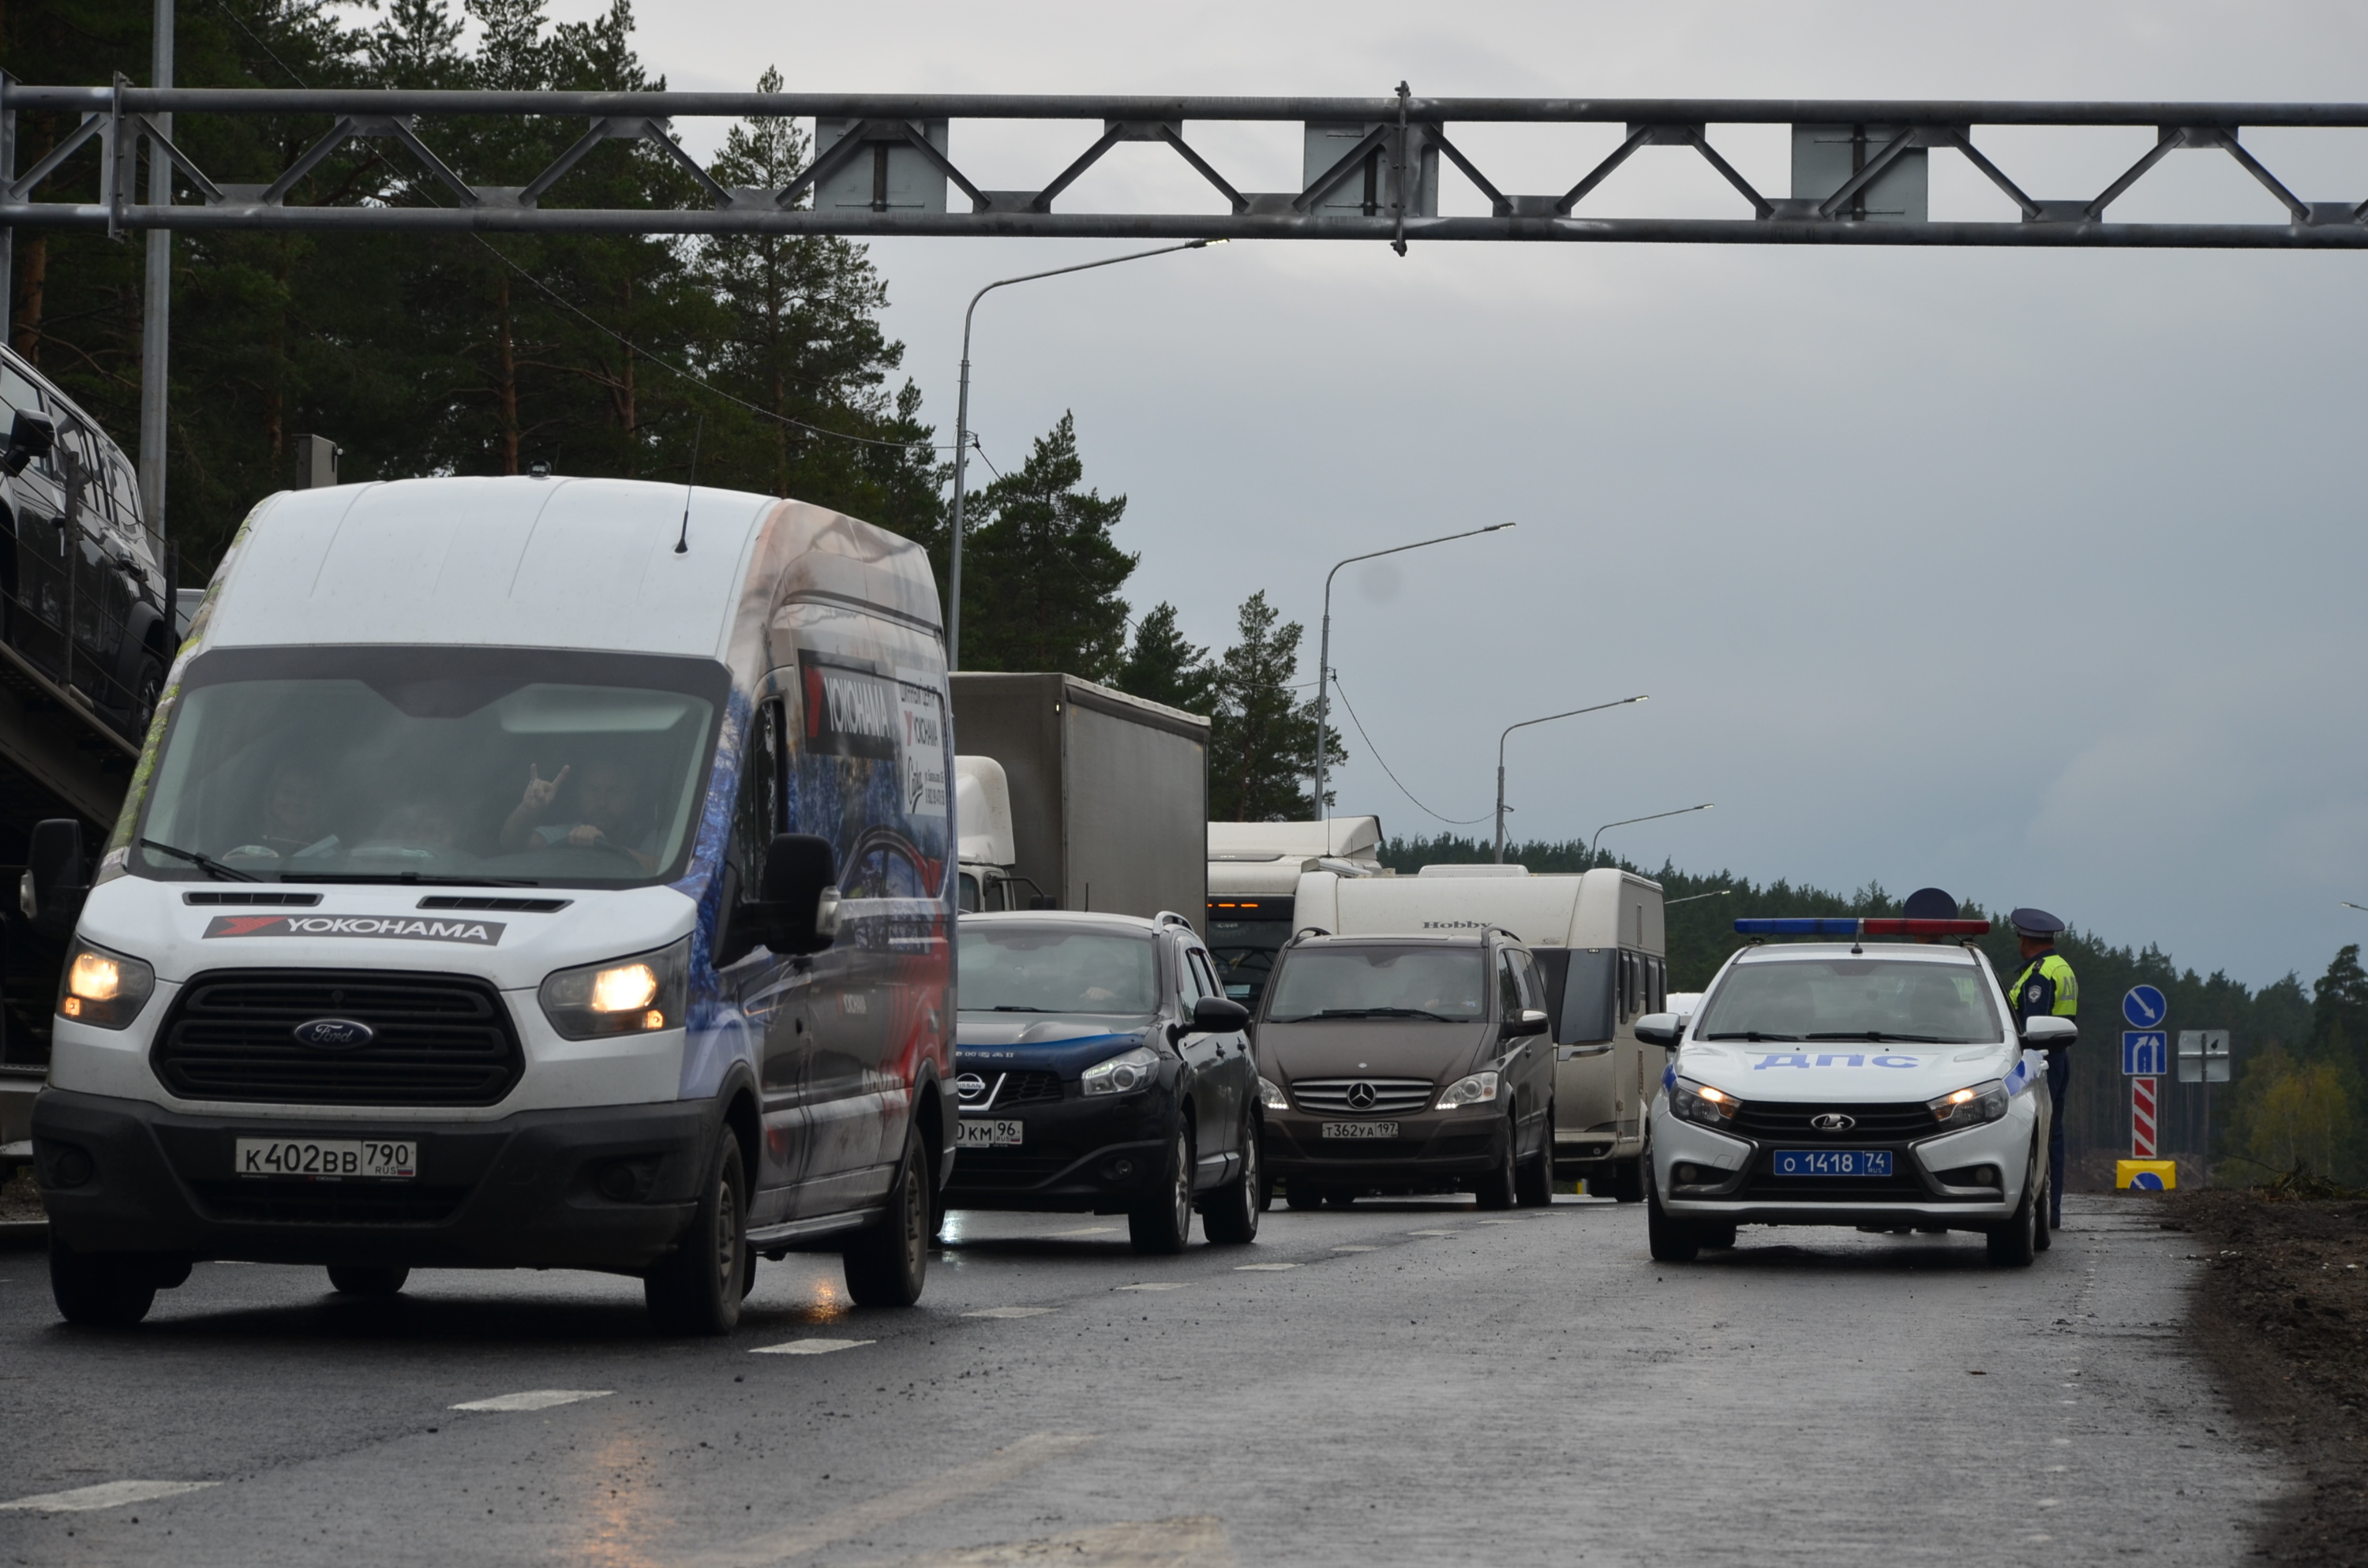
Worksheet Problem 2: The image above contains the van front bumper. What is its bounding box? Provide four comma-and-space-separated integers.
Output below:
1262, 1105, 1508, 1192
32, 1087, 716, 1270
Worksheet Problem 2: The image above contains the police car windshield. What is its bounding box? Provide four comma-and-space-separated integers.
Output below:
1696, 957, 2001, 1045
958, 927, 1160, 1016
1264, 947, 1486, 1024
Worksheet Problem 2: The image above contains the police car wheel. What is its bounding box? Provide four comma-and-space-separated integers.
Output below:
1985, 1158, 2040, 1269
1697, 1223, 1737, 1251
1646, 1179, 1699, 1263
2033, 1166, 2054, 1253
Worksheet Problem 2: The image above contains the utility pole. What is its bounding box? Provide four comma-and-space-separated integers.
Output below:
137, 0, 174, 554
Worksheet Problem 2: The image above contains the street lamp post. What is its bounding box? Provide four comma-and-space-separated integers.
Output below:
948, 239, 1216, 672
1589, 803, 1714, 863
1492, 696, 1647, 863
1313, 522, 1515, 825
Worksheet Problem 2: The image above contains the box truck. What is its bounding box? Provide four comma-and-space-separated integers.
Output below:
1205, 817, 1384, 1009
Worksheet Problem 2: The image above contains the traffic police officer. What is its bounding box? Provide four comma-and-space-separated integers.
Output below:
2007, 907, 2078, 1229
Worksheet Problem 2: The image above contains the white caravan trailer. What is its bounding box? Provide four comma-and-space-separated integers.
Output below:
1291, 864, 1669, 1199
1206, 818, 1384, 1009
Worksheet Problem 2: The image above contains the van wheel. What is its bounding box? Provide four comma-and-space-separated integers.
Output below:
1987, 1157, 2040, 1269
1516, 1105, 1556, 1207
845, 1123, 931, 1308
50, 1235, 156, 1327
645, 1132, 747, 1334
1284, 1181, 1325, 1211
1129, 1125, 1193, 1256
1474, 1113, 1519, 1211
327, 1265, 408, 1297
1202, 1113, 1261, 1245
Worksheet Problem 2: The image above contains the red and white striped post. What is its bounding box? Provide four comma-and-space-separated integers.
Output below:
2131, 1076, 2159, 1158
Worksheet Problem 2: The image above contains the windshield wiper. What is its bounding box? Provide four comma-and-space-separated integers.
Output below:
283, 872, 541, 887
138, 837, 258, 883
989, 1005, 1053, 1012
1700, 1031, 1801, 1042
1806, 1031, 1949, 1043
1313, 1006, 1455, 1022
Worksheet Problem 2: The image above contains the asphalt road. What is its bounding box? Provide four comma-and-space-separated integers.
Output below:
0, 1192, 2286, 1566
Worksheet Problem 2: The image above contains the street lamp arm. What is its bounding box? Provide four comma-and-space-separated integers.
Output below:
1324, 521, 1516, 598
1590, 803, 1714, 861
1490, 693, 1650, 863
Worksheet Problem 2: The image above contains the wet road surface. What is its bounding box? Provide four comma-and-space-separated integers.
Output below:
0, 1193, 2284, 1566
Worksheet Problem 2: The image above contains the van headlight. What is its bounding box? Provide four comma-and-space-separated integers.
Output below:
1259, 1076, 1290, 1111
1082, 1046, 1160, 1097
1670, 1076, 1740, 1127
1436, 1071, 1500, 1111
1928, 1079, 2009, 1128
539, 937, 689, 1039
57, 938, 155, 1030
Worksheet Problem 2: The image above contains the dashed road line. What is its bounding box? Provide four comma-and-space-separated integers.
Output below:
964, 1306, 1055, 1319
451, 1389, 613, 1413
1115, 1282, 1188, 1291
751, 1338, 875, 1356
0, 1480, 219, 1513
1407, 1229, 1458, 1237
1330, 1245, 1378, 1252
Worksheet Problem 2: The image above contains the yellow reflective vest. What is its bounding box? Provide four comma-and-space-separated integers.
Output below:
2008, 950, 2079, 1043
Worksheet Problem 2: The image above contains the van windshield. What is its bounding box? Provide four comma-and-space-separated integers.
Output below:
1264, 946, 1487, 1023
126, 646, 725, 888
958, 926, 1159, 1016
1695, 958, 2001, 1044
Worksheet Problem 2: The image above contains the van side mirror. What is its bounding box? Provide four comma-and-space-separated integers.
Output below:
23, 818, 88, 933
1633, 1012, 1684, 1048
2020, 1016, 2077, 1047
1192, 996, 1250, 1033
757, 833, 841, 956
1507, 1007, 1550, 1037
3, 410, 54, 477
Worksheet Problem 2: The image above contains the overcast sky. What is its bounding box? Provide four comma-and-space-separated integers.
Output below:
552, 0, 2368, 988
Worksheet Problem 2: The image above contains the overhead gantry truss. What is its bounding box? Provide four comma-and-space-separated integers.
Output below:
5, 83, 2368, 246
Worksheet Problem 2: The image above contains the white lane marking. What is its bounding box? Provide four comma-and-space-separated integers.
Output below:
1478, 1219, 1522, 1226
2036, 1499, 2060, 1509
451, 1389, 613, 1413
1051, 1226, 1118, 1237
1235, 1263, 1298, 1271
1407, 1229, 1457, 1237
1330, 1245, 1378, 1252
681, 1431, 1094, 1568
1115, 1282, 1187, 1291
0, 1480, 219, 1513
964, 1306, 1055, 1319
752, 1338, 874, 1356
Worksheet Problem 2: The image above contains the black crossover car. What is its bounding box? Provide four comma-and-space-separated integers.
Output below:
944, 911, 1260, 1253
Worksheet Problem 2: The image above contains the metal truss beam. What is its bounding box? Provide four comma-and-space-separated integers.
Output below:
5, 85, 2368, 247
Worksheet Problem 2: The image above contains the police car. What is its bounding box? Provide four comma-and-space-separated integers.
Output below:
1638, 917, 2073, 1267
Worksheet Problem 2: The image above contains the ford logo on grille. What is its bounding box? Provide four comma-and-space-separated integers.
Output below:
1810, 1112, 1856, 1132
1347, 1081, 1378, 1110
955, 1072, 987, 1102
292, 1017, 375, 1050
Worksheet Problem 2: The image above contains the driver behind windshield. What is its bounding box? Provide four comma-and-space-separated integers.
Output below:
227, 758, 337, 863
500, 759, 658, 873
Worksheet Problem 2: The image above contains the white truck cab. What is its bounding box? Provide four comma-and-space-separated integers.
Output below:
28, 476, 957, 1330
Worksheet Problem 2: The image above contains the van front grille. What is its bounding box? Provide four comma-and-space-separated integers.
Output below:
1289, 1078, 1435, 1116
152, 969, 523, 1107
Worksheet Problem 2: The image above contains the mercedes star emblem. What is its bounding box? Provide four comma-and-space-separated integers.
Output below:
1347, 1081, 1378, 1110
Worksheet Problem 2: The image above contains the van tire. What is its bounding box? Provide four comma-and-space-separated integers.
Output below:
1129, 1125, 1193, 1256
50, 1236, 156, 1327
1474, 1113, 1519, 1211
328, 1264, 408, 1297
1608, 1158, 1646, 1203
1516, 1105, 1556, 1207
845, 1123, 931, 1308
1283, 1181, 1324, 1211
1201, 1113, 1261, 1245
644, 1132, 747, 1335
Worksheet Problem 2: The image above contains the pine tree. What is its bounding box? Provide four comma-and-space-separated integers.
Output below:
1116, 603, 1215, 713
957, 414, 1136, 678
1208, 591, 1344, 821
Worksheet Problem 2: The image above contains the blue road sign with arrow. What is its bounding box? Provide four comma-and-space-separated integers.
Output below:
2123, 1031, 2168, 1076
2123, 985, 2168, 1029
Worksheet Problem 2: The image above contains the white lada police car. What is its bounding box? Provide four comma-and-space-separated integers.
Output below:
1637, 917, 2072, 1267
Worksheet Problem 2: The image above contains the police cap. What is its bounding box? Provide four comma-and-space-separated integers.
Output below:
2010, 907, 2066, 939
1903, 887, 1959, 921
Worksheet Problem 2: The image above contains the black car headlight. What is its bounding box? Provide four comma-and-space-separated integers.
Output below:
538, 937, 689, 1040
1670, 1076, 1740, 1128
57, 938, 155, 1030
1081, 1046, 1160, 1098
1928, 1079, 2010, 1128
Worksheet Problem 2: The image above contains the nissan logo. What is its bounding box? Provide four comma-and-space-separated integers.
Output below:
1347, 1081, 1378, 1110
292, 1017, 375, 1050
955, 1072, 987, 1102
1810, 1113, 1856, 1132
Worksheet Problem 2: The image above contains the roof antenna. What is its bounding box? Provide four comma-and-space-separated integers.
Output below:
674, 414, 703, 556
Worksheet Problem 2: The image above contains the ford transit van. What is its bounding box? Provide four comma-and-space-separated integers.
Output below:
27, 477, 956, 1333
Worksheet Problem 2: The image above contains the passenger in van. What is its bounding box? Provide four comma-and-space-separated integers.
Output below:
500, 760, 658, 872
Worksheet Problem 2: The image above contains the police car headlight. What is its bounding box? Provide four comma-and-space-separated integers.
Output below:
1259, 1076, 1290, 1111
1928, 1078, 2009, 1128
1436, 1071, 1500, 1111
1671, 1076, 1740, 1127
539, 937, 688, 1039
1082, 1046, 1160, 1097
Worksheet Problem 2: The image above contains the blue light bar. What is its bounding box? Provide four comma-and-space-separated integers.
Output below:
1735, 918, 1862, 935
1734, 917, 1994, 937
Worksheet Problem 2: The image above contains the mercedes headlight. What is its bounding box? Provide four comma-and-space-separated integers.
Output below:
1081, 1045, 1160, 1097
1928, 1079, 2009, 1128
1670, 1076, 1740, 1128
539, 937, 688, 1039
1259, 1076, 1289, 1111
57, 938, 155, 1030
1436, 1071, 1500, 1111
